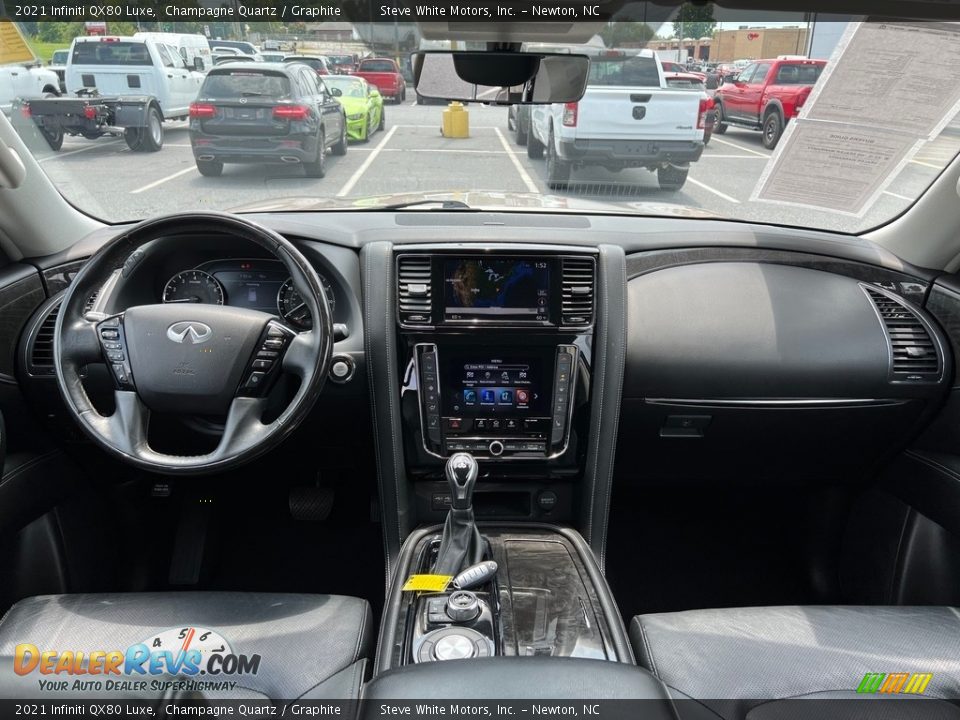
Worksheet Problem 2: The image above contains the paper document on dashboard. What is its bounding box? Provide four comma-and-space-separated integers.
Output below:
803, 20, 960, 139
751, 120, 922, 215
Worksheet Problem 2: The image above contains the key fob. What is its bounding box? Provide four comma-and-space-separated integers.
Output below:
453, 560, 498, 590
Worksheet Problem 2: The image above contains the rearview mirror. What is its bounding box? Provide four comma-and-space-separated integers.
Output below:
194, 57, 205, 72
329, 87, 342, 97
412, 51, 589, 105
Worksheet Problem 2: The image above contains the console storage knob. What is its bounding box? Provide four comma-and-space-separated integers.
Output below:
446, 590, 481, 623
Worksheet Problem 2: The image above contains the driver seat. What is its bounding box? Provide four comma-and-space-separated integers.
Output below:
0, 592, 372, 701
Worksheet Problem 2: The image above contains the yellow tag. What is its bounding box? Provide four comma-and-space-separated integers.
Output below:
402, 574, 453, 592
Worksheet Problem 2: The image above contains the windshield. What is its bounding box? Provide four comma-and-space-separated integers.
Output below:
358, 59, 395, 72
11, 14, 960, 234
201, 70, 292, 99
71, 41, 153, 66
325, 77, 368, 97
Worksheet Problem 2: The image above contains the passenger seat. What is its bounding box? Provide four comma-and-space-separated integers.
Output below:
631, 605, 960, 718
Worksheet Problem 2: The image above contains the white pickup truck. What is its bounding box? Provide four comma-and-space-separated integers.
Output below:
14, 36, 204, 151
527, 49, 708, 191
0, 63, 60, 115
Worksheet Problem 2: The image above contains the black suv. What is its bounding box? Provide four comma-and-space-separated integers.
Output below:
188, 62, 348, 178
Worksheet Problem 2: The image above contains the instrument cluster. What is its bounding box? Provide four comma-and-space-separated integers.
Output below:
161, 258, 335, 331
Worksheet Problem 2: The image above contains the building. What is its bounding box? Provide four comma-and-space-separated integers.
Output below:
711, 26, 809, 62
643, 37, 712, 62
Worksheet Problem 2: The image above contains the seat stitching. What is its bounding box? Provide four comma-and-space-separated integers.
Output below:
636, 618, 661, 679
352, 601, 369, 664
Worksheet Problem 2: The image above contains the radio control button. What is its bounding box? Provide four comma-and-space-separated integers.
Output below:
489, 441, 504, 456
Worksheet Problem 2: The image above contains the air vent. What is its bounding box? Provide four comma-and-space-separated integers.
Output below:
561, 257, 595, 326
398, 255, 432, 325
866, 288, 940, 379
30, 301, 61, 374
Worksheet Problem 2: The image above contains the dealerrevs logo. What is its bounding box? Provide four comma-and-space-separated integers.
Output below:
14, 626, 261, 680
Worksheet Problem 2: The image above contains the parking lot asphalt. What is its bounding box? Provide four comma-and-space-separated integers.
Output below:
27, 101, 960, 233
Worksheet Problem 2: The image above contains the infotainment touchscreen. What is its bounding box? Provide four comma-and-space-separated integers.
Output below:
441, 356, 546, 416
443, 258, 549, 322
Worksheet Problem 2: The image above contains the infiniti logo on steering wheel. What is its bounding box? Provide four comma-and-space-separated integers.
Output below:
167, 321, 213, 344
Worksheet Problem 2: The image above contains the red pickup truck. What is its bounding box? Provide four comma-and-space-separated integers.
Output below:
352, 58, 407, 103
714, 57, 826, 149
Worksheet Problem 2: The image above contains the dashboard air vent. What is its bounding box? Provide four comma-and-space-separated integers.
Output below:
866, 288, 940, 379
398, 255, 432, 325
561, 257, 595, 326
30, 301, 61, 374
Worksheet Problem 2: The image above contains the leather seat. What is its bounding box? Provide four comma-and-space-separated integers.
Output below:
0, 592, 372, 700
631, 606, 960, 718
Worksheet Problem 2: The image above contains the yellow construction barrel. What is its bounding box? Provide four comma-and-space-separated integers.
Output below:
441, 102, 469, 138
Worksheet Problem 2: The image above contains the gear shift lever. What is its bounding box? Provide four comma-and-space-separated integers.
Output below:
434, 453, 483, 576
446, 452, 479, 510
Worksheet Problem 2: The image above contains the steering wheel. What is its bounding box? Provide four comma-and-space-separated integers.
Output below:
54, 212, 333, 475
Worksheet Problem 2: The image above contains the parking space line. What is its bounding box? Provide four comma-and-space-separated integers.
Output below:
382, 148, 507, 155
37, 140, 123, 163
883, 190, 914, 201
337, 124, 398, 197
709, 137, 770, 158
687, 177, 741, 204
396, 124, 497, 130
700, 154, 767, 159
130, 166, 195, 194
494, 127, 539, 193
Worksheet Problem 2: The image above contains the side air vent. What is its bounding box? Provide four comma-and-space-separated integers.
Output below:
561, 257, 596, 327
866, 287, 940, 380
30, 301, 61, 375
398, 255, 432, 325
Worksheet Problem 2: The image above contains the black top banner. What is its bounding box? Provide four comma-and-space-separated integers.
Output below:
5, 0, 627, 23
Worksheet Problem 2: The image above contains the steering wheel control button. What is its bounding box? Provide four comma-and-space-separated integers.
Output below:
97, 316, 135, 390
446, 590, 481, 623
244, 372, 267, 389
239, 322, 296, 397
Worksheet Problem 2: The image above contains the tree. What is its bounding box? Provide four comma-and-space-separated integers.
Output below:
671, 2, 717, 40
600, 22, 656, 48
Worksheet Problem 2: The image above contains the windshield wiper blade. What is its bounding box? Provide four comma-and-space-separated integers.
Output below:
378, 199, 473, 210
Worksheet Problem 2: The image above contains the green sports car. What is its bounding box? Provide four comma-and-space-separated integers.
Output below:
324, 76, 384, 142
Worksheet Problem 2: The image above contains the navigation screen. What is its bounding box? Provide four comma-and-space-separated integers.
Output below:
443, 258, 549, 322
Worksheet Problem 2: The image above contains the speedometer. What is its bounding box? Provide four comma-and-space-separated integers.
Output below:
162, 270, 225, 305
277, 275, 334, 330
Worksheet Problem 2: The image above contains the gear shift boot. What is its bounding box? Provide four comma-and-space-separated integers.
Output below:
434, 453, 483, 576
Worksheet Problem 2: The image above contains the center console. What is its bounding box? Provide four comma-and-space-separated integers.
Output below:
376, 524, 633, 672
379, 245, 629, 669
